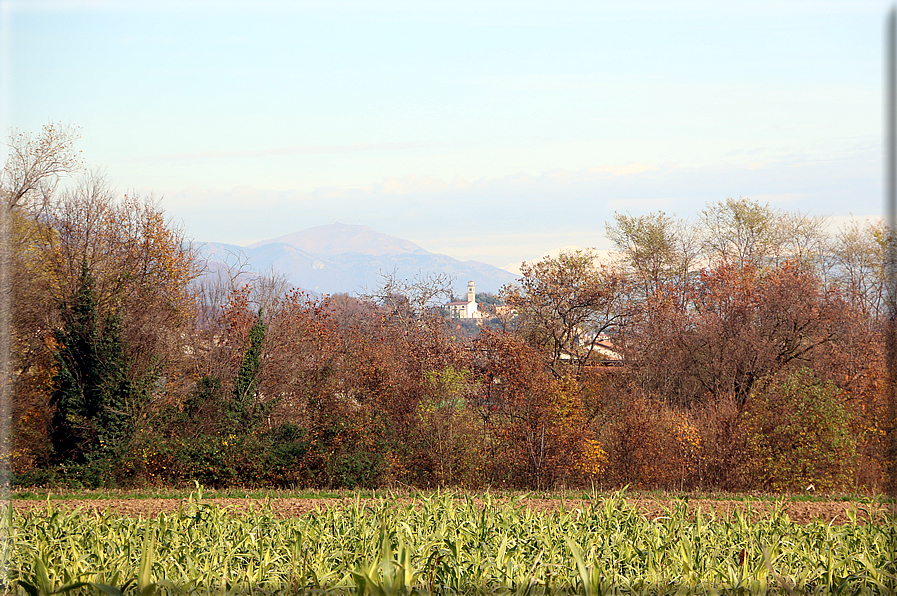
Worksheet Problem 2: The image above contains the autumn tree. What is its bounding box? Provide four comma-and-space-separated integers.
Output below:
469, 329, 596, 488
8, 168, 200, 477
2, 123, 84, 478
39, 172, 199, 317
623, 261, 847, 410
605, 211, 699, 294
174, 281, 414, 487
503, 250, 630, 377
192, 286, 271, 432
34, 174, 201, 385
699, 197, 828, 271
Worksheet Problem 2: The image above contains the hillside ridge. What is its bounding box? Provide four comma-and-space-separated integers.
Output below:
200, 223, 517, 295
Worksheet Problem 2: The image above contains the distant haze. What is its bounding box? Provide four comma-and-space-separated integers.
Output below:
501, 246, 620, 276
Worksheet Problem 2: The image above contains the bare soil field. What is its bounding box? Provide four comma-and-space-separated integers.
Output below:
9, 496, 894, 525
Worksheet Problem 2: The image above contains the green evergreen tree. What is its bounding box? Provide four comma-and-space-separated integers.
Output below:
50, 261, 136, 463
93, 313, 135, 452
227, 310, 268, 433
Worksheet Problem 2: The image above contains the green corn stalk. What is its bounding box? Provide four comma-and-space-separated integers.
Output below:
4, 491, 897, 595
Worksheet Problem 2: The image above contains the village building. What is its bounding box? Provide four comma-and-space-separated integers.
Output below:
557, 332, 625, 367
446, 280, 480, 319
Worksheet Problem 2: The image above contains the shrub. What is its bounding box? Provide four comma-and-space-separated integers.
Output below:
601, 396, 703, 490
739, 368, 858, 492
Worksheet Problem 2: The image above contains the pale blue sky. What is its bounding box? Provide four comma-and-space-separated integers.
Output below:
1, 0, 887, 267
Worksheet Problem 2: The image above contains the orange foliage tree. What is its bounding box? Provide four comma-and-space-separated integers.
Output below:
503, 250, 631, 378
623, 261, 848, 409
469, 329, 600, 488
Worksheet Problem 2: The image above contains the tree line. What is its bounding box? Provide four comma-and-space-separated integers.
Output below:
3, 124, 893, 492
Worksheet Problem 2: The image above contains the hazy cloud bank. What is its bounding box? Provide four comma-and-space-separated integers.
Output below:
163, 147, 881, 268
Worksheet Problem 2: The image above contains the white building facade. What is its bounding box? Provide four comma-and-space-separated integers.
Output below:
446, 280, 480, 319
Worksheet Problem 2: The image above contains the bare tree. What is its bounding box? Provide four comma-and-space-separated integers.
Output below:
251, 265, 293, 315
699, 197, 830, 272
700, 197, 787, 269
1, 122, 84, 213
829, 218, 890, 320
194, 249, 254, 328
361, 268, 455, 323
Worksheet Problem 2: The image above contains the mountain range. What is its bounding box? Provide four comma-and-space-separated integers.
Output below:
198, 223, 519, 295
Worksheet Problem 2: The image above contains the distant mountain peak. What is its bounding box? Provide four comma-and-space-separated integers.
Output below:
248, 222, 429, 257
200, 223, 517, 295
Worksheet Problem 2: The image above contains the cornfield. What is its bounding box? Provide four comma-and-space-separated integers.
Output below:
2, 491, 895, 595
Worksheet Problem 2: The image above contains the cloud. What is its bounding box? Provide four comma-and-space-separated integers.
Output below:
132, 142, 424, 162
363, 162, 667, 199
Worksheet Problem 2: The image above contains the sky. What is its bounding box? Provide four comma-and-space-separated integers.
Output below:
0, 0, 889, 269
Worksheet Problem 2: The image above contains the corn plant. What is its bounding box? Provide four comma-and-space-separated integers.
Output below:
2, 491, 895, 595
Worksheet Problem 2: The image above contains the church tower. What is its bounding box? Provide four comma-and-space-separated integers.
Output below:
466, 280, 476, 306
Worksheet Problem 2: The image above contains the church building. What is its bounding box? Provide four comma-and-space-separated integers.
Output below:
445, 280, 480, 319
